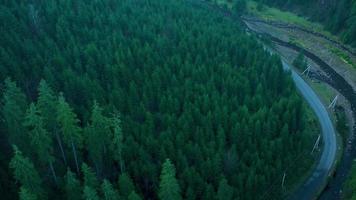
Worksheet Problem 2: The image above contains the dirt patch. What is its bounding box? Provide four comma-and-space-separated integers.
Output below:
244, 19, 356, 93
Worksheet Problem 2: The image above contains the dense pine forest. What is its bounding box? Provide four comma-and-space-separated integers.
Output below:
255, 0, 356, 47
0, 0, 314, 199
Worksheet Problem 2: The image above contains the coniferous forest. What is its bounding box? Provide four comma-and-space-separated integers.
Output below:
0, 0, 314, 199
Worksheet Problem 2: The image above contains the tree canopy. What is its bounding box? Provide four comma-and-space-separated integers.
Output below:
0, 0, 314, 199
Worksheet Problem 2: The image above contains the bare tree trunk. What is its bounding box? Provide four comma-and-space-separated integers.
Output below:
95, 162, 100, 178
71, 139, 80, 174
49, 161, 58, 185
55, 130, 67, 166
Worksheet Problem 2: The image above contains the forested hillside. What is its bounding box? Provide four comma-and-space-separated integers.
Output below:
1, 0, 313, 199
255, 0, 356, 47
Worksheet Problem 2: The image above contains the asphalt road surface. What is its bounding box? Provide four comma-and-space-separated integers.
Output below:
282, 61, 337, 200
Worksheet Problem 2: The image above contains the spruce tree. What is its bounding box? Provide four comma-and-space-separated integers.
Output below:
1, 78, 28, 149
158, 159, 181, 200
82, 163, 99, 190
19, 187, 38, 200
24, 103, 57, 184
217, 178, 233, 200
118, 173, 135, 198
101, 179, 119, 200
57, 94, 82, 173
110, 115, 124, 172
9, 146, 44, 198
37, 80, 67, 166
128, 191, 142, 200
83, 186, 100, 200
85, 102, 110, 176
64, 168, 81, 200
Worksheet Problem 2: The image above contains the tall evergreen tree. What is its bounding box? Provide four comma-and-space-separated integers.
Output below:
9, 146, 44, 198
128, 191, 142, 200
82, 163, 99, 190
158, 159, 181, 200
217, 178, 233, 200
19, 187, 38, 200
1, 78, 28, 150
110, 115, 124, 172
37, 80, 67, 166
118, 173, 135, 198
57, 94, 82, 173
64, 168, 81, 200
24, 103, 57, 184
101, 179, 119, 200
85, 102, 110, 176
83, 186, 100, 200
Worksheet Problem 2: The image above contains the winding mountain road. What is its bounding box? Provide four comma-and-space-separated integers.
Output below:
187, 1, 339, 199
282, 60, 337, 200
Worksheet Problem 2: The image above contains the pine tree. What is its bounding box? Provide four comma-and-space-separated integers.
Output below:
19, 187, 38, 200
37, 80, 67, 166
64, 168, 81, 200
1, 78, 28, 150
217, 178, 233, 200
82, 163, 99, 190
37, 80, 57, 131
57, 94, 82, 173
118, 173, 135, 198
83, 186, 100, 200
85, 102, 110, 176
9, 146, 44, 198
101, 179, 119, 200
128, 191, 142, 200
110, 115, 124, 172
24, 103, 57, 184
158, 159, 182, 200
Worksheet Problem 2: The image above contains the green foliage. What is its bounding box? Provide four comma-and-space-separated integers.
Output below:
101, 180, 119, 200
336, 110, 348, 139
10, 146, 44, 198
257, 1, 264, 11
0, 0, 314, 199
233, 0, 247, 14
118, 173, 135, 198
19, 187, 38, 200
257, 0, 356, 47
217, 178, 234, 200
57, 94, 82, 148
343, 163, 356, 199
159, 159, 181, 200
1, 78, 28, 149
82, 163, 99, 190
111, 115, 124, 172
24, 103, 54, 166
83, 186, 100, 200
57, 94, 82, 172
292, 52, 308, 71
37, 80, 57, 131
128, 191, 142, 200
64, 169, 81, 200
85, 102, 110, 175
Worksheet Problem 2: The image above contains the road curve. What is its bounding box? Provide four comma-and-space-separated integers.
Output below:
282, 61, 337, 200
185, 1, 338, 198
